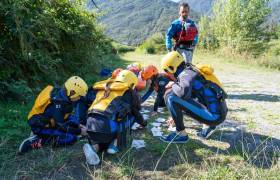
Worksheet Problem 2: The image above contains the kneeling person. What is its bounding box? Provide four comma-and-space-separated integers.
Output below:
19, 76, 88, 154
84, 70, 147, 164
160, 51, 228, 143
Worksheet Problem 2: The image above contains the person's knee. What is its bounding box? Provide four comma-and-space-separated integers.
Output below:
28, 119, 45, 134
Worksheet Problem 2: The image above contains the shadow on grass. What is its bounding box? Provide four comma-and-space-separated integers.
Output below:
207, 120, 280, 169
115, 118, 279, 173
228, 93, 280, 102
228, 107, 247, 112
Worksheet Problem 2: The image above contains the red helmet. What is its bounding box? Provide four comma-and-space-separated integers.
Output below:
141, 65, 158, 80
111, 68, 123, 79
162, 72, 176, 81
127, 66, 141, 75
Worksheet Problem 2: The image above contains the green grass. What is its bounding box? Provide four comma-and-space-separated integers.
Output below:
1, 51, 279, 179
112, 42, 136, 54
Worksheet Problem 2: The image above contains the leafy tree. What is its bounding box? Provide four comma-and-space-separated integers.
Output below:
198, 16, 219, 50
201, 0, 271, 54
0, 0, 113, 101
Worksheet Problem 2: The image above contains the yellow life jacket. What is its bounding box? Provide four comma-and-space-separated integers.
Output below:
28, 86, 70, 127
195, 64, 224, 89
28, 85, 53, 120
89, 81, 130, 112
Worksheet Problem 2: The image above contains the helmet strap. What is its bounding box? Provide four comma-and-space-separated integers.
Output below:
174, 62, 186, 77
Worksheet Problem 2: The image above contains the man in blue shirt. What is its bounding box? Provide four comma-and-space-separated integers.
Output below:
166, 2, 198, 64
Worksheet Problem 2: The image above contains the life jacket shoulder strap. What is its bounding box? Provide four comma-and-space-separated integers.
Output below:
93, 81, 129, 91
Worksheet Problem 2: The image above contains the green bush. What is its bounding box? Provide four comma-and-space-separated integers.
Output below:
198, 0, 271, 55
198, 16, 219, 50
0, 0, 113, 101
6, 80, 33, 102
197, 0, 280, 69
137, 33, 166, 54
266, 40, 280, 56
259, 55, 280, 70
112, 42, 135, 54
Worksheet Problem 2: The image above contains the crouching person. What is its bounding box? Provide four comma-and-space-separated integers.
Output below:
140, 65, 175, 116
83, 70, 147, 165
18, 76, 89, 154
160, 51, 228, 143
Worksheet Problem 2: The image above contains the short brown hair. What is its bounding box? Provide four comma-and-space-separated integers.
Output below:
179, 2, 190, 10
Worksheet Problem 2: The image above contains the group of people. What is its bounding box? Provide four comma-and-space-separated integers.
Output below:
18, 2, 228, 165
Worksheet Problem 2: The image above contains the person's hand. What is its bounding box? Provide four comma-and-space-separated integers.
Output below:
167, 117, 175, 127
138, 125, 146, 130
80, 124, 86, 128
80, 125, 88, 136
151, 111, 158, 117
81, 127, 88, 136
165, 81, 175, 89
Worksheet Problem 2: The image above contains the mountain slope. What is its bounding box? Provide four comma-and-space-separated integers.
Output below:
170, 0, 214, 15
88, 0, 279, 45
172, 0, 279, 20
268, 0, 280, 24
90, 0, 200, 45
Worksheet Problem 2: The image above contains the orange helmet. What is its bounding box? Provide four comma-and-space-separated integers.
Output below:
136, 76, 146, 91
141, 65, 158, 80
111, 68, 123, 79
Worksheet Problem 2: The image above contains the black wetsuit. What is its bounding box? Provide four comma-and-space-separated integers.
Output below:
141, 74, 173, 111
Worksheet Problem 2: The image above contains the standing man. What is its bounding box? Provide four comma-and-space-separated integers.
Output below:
166, 2, 199, 64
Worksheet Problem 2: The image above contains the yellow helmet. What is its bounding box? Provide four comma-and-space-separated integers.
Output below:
115, 70, 138, 88
161, 51, 184, 74
64, 76, 88, 99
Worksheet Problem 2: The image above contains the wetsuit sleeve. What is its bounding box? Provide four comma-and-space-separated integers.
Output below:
171, 71, 195, 99
74, 100, 88, 125
52, 102, 81, 134
141, 87, 154, 103
130, 90, 147, 127
193, 22, 199, 46
193, 34, 199, 46
166, 22, 176, 50
153, 94, 161, 112
74, 88, 97, 125
153, 78, 168, 111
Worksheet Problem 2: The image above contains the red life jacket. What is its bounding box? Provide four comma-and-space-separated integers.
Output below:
174, 21, 198, 45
